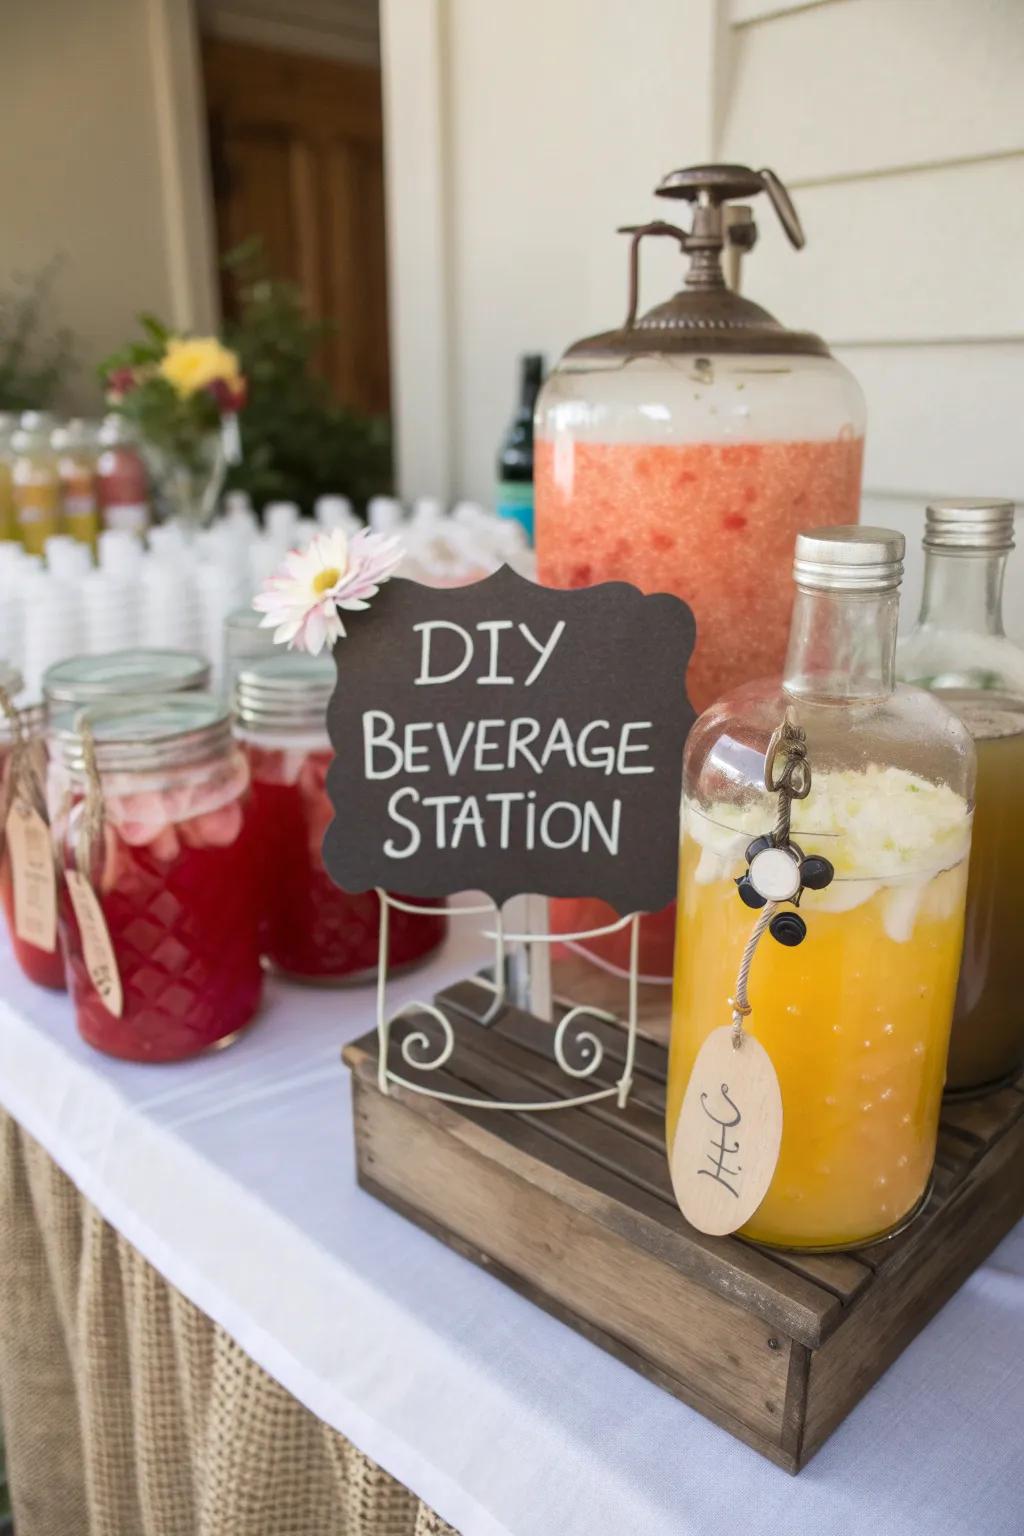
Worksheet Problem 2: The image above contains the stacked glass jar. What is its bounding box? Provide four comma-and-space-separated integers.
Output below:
235, 654, 446, 982
50, 694, 263, 1061
668, 528, 975, 1250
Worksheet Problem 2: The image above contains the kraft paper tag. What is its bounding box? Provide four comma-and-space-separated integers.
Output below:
66, 871, 123, 1018
669, 1026, 783, 1237
5, 799, 57, 953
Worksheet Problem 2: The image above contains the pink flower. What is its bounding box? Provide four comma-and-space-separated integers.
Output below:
253, 526, 403, 655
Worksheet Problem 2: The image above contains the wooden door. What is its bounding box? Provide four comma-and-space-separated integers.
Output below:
203, 38, 390, 416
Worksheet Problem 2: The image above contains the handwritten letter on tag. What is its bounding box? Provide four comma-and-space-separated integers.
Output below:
669, 1026, 783, 1237
66, 872, 123, 1018
5, 799, 57, 953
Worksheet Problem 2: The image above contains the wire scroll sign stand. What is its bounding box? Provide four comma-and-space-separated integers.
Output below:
321, 565, 696, 1116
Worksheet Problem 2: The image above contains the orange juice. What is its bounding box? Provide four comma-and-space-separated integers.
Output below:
668, 768, 971, 1249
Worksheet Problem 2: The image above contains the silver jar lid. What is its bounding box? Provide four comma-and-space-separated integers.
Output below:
43, 648, 211, 707
792, 526, 905, 593
53, 694, 233, 776
924, 498, 1015, 553
235, 653, 335, 734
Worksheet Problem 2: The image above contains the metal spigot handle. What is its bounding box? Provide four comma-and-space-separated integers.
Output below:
655, 163, 805, 251
758, 168, 805, 250
616, 221, 688, 328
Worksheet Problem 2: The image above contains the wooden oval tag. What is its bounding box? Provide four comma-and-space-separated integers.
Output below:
66, 871, 123, 1018
5, 799, 57, 953
669, 1025, 783, 1237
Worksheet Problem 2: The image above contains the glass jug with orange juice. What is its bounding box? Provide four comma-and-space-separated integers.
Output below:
667, 528, 974, 1250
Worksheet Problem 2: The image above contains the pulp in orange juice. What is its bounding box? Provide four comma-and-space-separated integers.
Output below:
667, 770, 970, 1249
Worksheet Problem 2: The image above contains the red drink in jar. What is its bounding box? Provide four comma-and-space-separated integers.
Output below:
236, 655, 446, 982
51, 696, 262, 1061
0, 680, 65, 990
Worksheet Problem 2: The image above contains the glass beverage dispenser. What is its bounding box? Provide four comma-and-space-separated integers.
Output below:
535, 165, 866, 974
667, 528, 974, 1250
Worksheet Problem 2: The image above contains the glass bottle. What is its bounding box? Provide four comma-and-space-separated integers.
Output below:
95, 414, 150, 534
496, 353, 544, 542
0, 413, 16, 542
667, 528, 974, 1250
0, 665, 63, 989
535, 165, 865, 978
43, 648, 210, 711
53, 418, 100, 551
49, 695, 262, 1061
896, 499, 1024, 1095
235, 654, 447, 982
11, 412, 61, 557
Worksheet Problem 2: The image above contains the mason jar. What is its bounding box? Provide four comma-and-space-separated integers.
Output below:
0, 663, 63, 988
235, 654, 447, 983
50, 695, 262, 1061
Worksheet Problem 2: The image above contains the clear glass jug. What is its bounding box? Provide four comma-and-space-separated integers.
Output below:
668, 528, 974, 1249
897, 499, 1024, 1095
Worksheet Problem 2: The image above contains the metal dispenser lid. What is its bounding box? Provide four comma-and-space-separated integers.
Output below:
565, 164, 830, 363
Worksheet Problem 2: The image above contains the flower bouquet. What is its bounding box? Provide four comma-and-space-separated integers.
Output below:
100, 316, 247, 527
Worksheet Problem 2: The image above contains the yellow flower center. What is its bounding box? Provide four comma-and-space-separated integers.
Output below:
312, 566, 341, 595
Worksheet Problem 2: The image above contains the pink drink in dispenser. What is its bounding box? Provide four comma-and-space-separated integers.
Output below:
535, 165, 865, 974
50, 696, 262, 1061
236, 655, 446, 982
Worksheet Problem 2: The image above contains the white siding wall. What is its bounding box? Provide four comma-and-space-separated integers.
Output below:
381, 0, 1024, 631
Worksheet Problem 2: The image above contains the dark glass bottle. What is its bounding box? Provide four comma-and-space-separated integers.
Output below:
496, 353, 544, 542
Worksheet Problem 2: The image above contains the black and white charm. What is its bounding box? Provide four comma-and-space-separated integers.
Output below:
733, 713, 834, 946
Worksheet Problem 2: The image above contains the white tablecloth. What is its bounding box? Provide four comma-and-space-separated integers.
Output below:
0, 924, 1021, 1536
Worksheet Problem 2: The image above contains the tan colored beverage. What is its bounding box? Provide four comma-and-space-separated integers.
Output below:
941, 692, 1024, 1093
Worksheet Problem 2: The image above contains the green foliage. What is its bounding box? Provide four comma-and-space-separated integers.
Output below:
221, 243, 392, 514
0, 260, 74, 411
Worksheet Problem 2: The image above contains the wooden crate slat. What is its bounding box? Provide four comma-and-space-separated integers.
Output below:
941, 1083, 1024, 1147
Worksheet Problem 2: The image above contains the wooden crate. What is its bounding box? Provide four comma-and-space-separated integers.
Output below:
343, 977, 1024, 1472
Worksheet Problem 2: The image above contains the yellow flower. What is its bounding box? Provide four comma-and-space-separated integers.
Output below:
159, 336, 242, 399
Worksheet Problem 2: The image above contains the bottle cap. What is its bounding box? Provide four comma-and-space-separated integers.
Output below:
924, 498, 1015, 553
235, 651, 335, 733
793, 526, 905, 593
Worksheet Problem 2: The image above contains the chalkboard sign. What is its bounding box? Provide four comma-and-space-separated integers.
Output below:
323, 565, 695, 912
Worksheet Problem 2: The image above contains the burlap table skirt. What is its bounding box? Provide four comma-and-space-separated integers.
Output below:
0, 1112, 460, 1536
